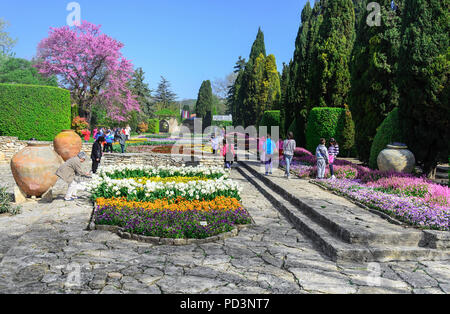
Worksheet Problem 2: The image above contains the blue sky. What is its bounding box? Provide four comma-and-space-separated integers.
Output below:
0, 0, 308, 99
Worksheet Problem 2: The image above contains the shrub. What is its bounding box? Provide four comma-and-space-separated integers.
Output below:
0, 84, 71, 141
305, 107, 346, 153
71, 116, 89, 137
148, 118, 159, 134
155, 108, 178, 117
0, 186, 21, 215
137, 122, 148, 134
259, 110, 280, 132
369, 108, 403, 169
341, 105, 355, 152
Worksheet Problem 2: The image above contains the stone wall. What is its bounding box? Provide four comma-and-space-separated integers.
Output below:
102, 153, 224, 168
0, 136, 92, 164
0, 136, 223, 168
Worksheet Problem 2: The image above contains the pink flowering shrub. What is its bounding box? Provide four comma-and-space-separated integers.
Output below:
367, 177, 450, 207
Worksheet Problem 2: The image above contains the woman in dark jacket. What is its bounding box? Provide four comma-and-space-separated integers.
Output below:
91, 136, 104, 174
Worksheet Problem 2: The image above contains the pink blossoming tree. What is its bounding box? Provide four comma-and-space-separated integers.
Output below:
35, 21, 140, 123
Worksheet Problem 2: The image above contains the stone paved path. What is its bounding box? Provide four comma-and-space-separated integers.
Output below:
0, 164, 449, 294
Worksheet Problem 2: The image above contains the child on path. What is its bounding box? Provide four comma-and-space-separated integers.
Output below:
211, 134, 219, 155
328, 138, 339, 180
222, 138, 235, 169
283, 132, 296, 179
263, 134, 276, 175
316, 138, 329, 179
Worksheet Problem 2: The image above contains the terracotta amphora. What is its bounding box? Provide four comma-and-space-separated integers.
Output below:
10, 142, 63, 197
54, 129, 82, 161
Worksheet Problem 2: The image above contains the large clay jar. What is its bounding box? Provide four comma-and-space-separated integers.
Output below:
10, 142, 63, 197
53, 129, 82, 161
377, 143, 416, 173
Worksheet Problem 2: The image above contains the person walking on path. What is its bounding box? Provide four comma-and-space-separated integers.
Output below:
316, 138, 329, 179
211, 134, 219, 155
125, 125, 131, 140
328, 138, 339, 180
104, 131, 114, 153
118, 130, 127, 154
56, 152, 91, 201
263, 134, 276, 176
283, 132, 296, 179
91, 136, 104, 174
222, 138, 235, 169
93, 127, 98, 140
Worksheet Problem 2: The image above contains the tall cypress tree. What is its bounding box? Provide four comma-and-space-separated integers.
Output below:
279, 62, 291, 136
240, 28, 268, 127
310, 0, 356, 108
264, 54, 281, 112
227, 57, 246, 124
195, 80, 213, 128
350, 0, 403, 162
286, 1, 315, 146
397, 0, 449, 175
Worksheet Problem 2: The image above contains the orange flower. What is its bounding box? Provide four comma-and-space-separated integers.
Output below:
96, 196, 242, 212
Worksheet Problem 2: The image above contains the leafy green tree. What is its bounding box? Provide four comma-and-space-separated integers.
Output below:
397, 0, 449, 176
350, 0, 403, 162
0, 57, 58, 86
0, 18, 16, 58
195, 80, 213, 128
129, 67, 154, 118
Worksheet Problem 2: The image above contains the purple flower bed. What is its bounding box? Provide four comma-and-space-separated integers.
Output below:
95, 205, 252, 239
314, 179, 449, 231
280, 147, 450, 231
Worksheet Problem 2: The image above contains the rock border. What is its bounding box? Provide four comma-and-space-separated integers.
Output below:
93, 223, 251, 246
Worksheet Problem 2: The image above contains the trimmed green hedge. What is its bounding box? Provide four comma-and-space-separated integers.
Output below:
369, 108, 404, 169
305, 108, 346, 153
148, 118, 160, 134
259, 110, 280, 132
0, 84, 71, 141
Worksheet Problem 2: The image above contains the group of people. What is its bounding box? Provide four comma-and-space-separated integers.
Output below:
315, 137, 339, 180
264, 133, 340, 180
210, 132, 235, 170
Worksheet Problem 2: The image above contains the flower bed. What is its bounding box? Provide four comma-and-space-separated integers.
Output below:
314, 179, 449, 231
280, 148, 450, 231
85, 165, 252, 239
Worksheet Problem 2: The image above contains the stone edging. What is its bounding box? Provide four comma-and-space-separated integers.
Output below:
279, 164, 407, 227
93, 223, 250, 245
89, 201, 252, 245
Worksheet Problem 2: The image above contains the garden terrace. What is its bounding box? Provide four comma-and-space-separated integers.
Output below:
238, 161, 450, 262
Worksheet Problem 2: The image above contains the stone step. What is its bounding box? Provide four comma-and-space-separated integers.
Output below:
436, 172, 448, 179
236, 165, 449, 262
240, 161, 426, 248
437, 165, 449, 172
